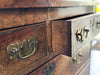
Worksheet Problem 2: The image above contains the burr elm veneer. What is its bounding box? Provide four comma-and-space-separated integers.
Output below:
0, 0, 98, 75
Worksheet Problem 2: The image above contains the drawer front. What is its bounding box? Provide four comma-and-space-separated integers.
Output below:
92, 13, 100, 36
0, 8, 47, 30
68, 43, 91, 75
0, 23, 47, 75
29, 54, 71, 75
48, 6, 93, 20
30, 43, 90, 75
52, 14, 93, 56
68, 15, 93, 56
77, 62, 90, 75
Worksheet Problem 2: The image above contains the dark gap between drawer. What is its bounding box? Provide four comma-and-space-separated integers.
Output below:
52, 12, 93, 21
0, 21, 46, 31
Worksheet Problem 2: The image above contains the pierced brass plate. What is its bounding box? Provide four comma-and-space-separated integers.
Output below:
7, 36, 38, 60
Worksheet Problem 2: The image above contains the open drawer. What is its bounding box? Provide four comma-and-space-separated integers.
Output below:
51, 14, 93, 57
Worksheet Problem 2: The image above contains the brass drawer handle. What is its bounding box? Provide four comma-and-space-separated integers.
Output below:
76, 26, 89, 42
73, 52, 82, 64
7, 36, 38, 60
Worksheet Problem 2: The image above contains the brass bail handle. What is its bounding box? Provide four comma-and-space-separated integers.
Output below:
75, 26, 89, 42
7, 36, 38, 60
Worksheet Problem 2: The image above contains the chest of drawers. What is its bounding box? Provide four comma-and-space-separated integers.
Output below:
0, 0, 98, 75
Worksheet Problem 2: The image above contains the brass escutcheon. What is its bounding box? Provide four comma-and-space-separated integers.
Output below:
7, 36, 38, 60
73, 52, 82, 64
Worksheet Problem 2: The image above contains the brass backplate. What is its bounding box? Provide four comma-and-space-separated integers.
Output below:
7, 36, 38, 60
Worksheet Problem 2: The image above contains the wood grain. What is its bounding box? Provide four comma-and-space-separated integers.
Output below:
51, 14, 93, 57
0, 0, 95, 8
46, 21, 52, 53
65, 43, 91, 75
68, 14, 93, 57
0, 0, 49, 8
76, 62, 90, 75
48, 0, 95, 7
0, 8, 48, 30
0, 23, 47, 75
0, 6, 94, 30
52, 20, 71, 56
48, 6, 93, 20
29, 43, 90, 75
29, 54, 71, 75
16, 53, 59, 75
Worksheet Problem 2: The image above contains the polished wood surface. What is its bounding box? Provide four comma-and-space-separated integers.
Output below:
48, 6, 93, 20
0, 8, 48, 30
29, 43, 90, 75
0, 23, 47, 75
16, 53, 59, 75
46, 21, 52, 53
68, 43, 91, 75
0, 0, 95, 74
77, 62, 90, 75
0, 0, 95, 9
67, 14, 93, 57
52, 20, 71, 56
52, 14, 93, 57
48, 0, 95, 7
29, 54, 71, 75
0, 0, 48, 8
0, 7, 93, 30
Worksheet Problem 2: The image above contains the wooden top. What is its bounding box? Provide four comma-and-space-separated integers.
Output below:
0, 0, 96, 9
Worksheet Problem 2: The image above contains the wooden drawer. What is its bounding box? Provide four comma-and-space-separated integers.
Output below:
0, 23, 47, 75
76, 62, 90, 75
52, 14, 93, 57
29, 54, 71, 75
92, 13, 100, 36
48, 6, 93, 20
0, 8, 48, 30
29, 43, 90, 75
75, 60, 90, 75
69, 43, 90, 75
